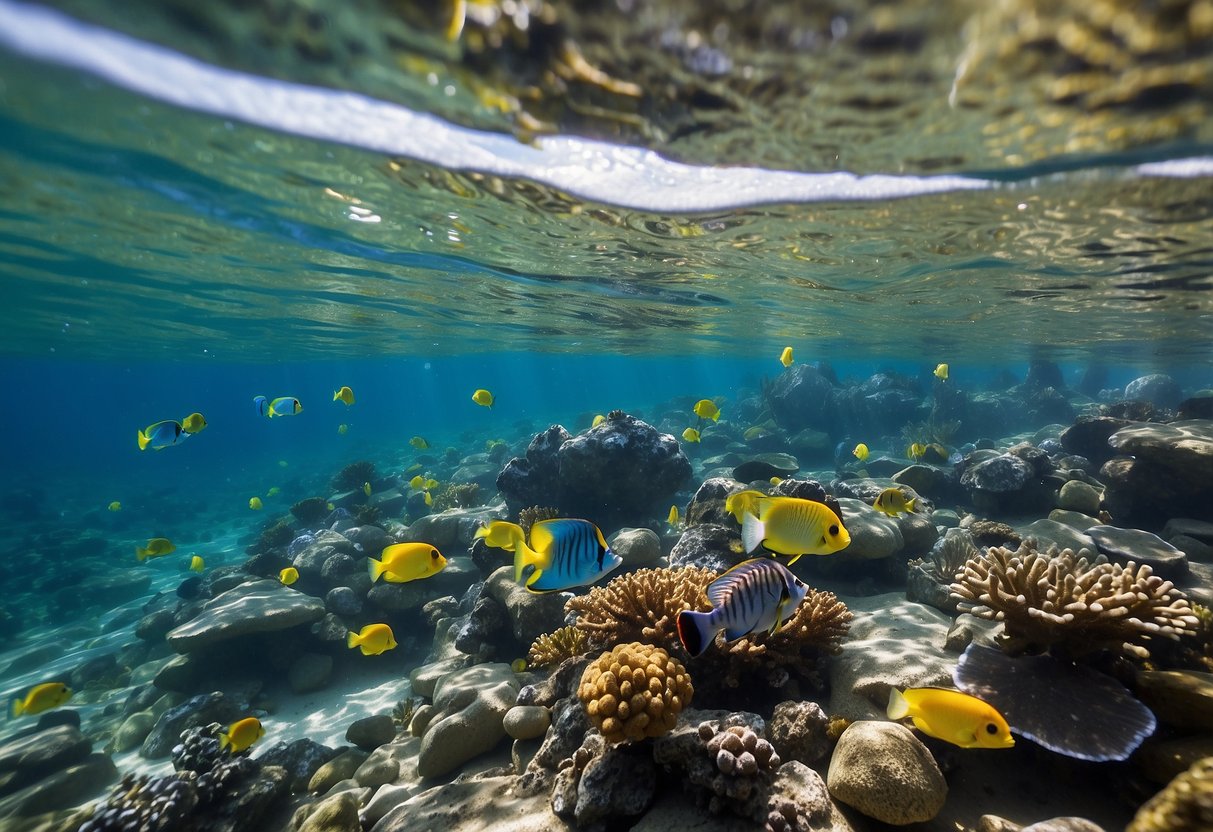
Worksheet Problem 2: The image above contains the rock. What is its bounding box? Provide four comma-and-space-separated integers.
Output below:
416, 663, 519, 779
298, 789, 363, 832
1162, 518, 1213, 546
346, 715, 398, 751
1134, 670, 1213, 730
1023, 819, 1108, 832
0, 753, 117, 819
1124, 374, 1183, 409
1087, 525, 1188, 580
1060, 416, 1132, 466
256, 738, 339, 792
406, 506, 500, 551
766, 364, 836, 433
1058, 480, 1101, 515
354, 740, 419, 789
836, 498, 903, 560
165, 579, 325, 653
767, 700, 829, 765
1048, 509, 1100, 530
574, 742, 657, 827
365, 557, 476, 612
608, 528, 663, 569
1015, 519, 1095, 555
142, 692, 241, 758
961, 453, 1032, 493
1103, 420, 1213, 528
769, 761, 834, 829
110, 711, 155, 753
153, 654, 205, 693
826, 721, 946, 824
408, 705, 435, 738
684, 478, 746, 527
0, 725, 91, 795
361, 783, 424, 827
932, 509, 961, 528
369, 773, 563, 832
288, 653, 334, 694
1136, 733, 1213, 784
897, 513, 940, 558
668, 523, 747, 572
892, 464, 949, 497
483, 567, 569, 648
309, 748, 369, 794
325, 587, 362, 617
408, 657, 472, 699
732, 453, 799, 483
136, 609, 177, 642
504, 706, 551, 741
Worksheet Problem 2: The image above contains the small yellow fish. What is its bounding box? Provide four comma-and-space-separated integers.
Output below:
852, 443, 869, 462
907, 443, 927, 461
326, 502, 335, 510
424, 491, 433, 507
779, 346, 794, 368
591, 414, 606, 428
189, 555, 205, 573
409, 436, 430, 450
108, 501, 122, 512
348, 623, 397, 656
219, 717, 265, 754
693, 399, 721, 421
736, 495, 851, 565
873, 487, 916, 516
333, 386, 355, 405
511, 658, 528, 672
769, 477, 782, 485
136, 538, 175, 562
888, 687, 1013, 749
405, 462, 423, 474
369, 542, 447, 583
409, 475, 425, 490
934, 363, 949, 381
181, 412, 207, 434
279, 566, 299, 586
424, 478, 439, 490
266, 487, 280, 497
10, 682, 72, 718
667, 505, 680, 526
249, 496, 263, 511
363, 482, 372, 496
472, 388, 494, 408
337, 424, 349, 435
682, 427, 701, 443
724, 490, 765, 524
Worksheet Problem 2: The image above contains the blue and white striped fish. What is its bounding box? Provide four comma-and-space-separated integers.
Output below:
676, 558, 808, 656
478, 518, 622, 593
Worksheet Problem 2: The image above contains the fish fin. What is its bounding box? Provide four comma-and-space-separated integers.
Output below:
10, 698, 21, 719
907, 497, 917, 513
740, 513, 765, 554
677, 610, 716, 657
218, 732, 231, 753
137, 430, 150, 451
135, 549, 147, 563
770, 593, 788, 635
368, 557, 385, 582
887, 687, 910, 720
786, 553, 802, 566
346, 631, 360, 649
333, 391, 339, 401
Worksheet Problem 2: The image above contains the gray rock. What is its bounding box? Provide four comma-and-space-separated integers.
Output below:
353, 738, 419, 790
608, 528, 663, 569
142, 691, 240, 758
1172, 534, 1213, 563
408, 657, 473, 699
732, 453, 799, 482
1087, 525, 1188, 580
1125, 374, 1183, 409
325, 587, 363, 617
1103, 420, 1213, 527
1058, 480, 1101, 515
826, 721, 946, 824
932, 509, 961, 528
767, 700, 829, 765
961, 453, 1032, 493
365, 557, 476, 612
668, 523, 746, 572
574, 743, 657, 827
1048, 509, 1100, 531
345, 525, 392, 556
892, 464, 949, 497
346, 715, 398, 751
256, 738, 339, 792
289, 653, 334, 694
1163, 518, 1213, 546
684, 477, 746, 527
897, 512, 940, 557
0, 725, 91, 794
769, 761, 833, 829
165, 579, 325, 653
110, 711, 155, 753
309, 748, 369, 794
0, 752, 117, 819
417, 663, 519, 779
1015, 519, 1095, 555
766, 364, 836, 433
483, 567, 568, 647
361, 782, 424, 827
836, 498, 904, 560
503, 706, 551, 741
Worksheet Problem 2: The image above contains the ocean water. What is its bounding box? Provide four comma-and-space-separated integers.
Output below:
1, 1, 1212, 830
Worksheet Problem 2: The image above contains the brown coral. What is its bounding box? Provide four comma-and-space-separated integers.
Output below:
518, 505, 560, 536
528, 626, 589, 669
566, 566, 716, 651
950, 541, 1202, 659
578, 642, 692, 744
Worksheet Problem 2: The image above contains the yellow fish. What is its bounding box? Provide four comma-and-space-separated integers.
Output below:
181, 412, 207, 434
852, 443, 869, 462
887, 687, 1014, 749
108, 501, 122, 512
189, 555, 205, 573
472, 388, 494, 408
873, 487, 916, 517
737, 496, 850, 564
693, 399, 721, 421
723, 490, 765, 524
424, 478, 439, 490
934, 363, 949, 381
409, 436, 430, 450
348, 623, 397, 656
279, 566, 299, 586
10, 682, 72, 718
769, 477, 782, 485
337, 424, 349, 435
266, 487, 280, 497
136, 538, 175, 562
907, 443, 927, 461
368, 542, 447, 583
476, 520, 527, 550
511, 658, 528, 672
447, 0, 466, 41
137, 420, 186, 451
333, 386, 355, 405
779, 346, 794, 368
682, 427, 701, 443
405, 463, 423, 474
591, 414, 606, 428
409, 475, 425, 490
363, 482, 372, 496
249, 496, 263, 510
423, 491, 433, 507
219, 717, 265, 754
667, 505, 680, 526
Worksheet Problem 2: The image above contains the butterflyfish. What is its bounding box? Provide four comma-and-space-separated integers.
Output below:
934, 363, 949, 381
409, 475, 426, 490
267, 397, 302, 417
591, 414, 606, 428
682, 427, 701, 443
852, 443, 869, 462
219, 717, 264, 754
423, 490, 433, 507
333, 386, 355, 405
368, 542, 447, 583
779, 346, 794, 368
472, 388, 494, 408
249, 496, 263, 510
136, 538, 176, 562
10, 682, 72, 718
108, 501, 122, 512
737, 496, 850, 564
363, 482, 372, 496
477, 518, 622, 593
887, 687, 1014, 749
693, 399, 721, 421
667, 505, 680, 526
409, 436, 430, 450
873, 487, 916, 517
266, 487, 280, 497
424, 478, 439, 490
279, 566, 299, 586
337, 424, 349, 435
511, 658, 528, 672
189, 555, 205, 573
907, 442, 927, 461
181, 412, 207, 434
723, 490, 766, 525
137, 420, 187, 451
347, 623, 397, 656
676, 558, 808, 657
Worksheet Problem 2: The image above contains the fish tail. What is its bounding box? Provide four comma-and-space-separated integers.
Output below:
10, 698, 21, 719
886, 687, 910, 720
135, 548, 148, 563
346, 631, 361, 650
676, 610, 717, 657
137, 430, 149, 451
907, 497, 917, 513
333, 390, 339, 401
740, 514, 765, 554
368, 557, 385, 582
218, 731, 231, 753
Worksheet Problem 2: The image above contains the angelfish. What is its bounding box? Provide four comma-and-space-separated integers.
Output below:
676, 558, 808, 657
476, 518, 622, 593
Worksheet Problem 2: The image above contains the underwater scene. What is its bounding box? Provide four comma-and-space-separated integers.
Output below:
2, 0, 1213, 830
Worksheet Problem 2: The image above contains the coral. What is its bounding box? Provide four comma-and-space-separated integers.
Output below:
967, 519, 1022, 548
1126, 756, 1213, 832
566, 566, 716, 651
909, 528, 978, 586
518, 505, 560, 536
701, 722, 781, 792
578, 642, 692, 744
433, 482, 483, 511
332, 460, 376, 492
289, 497, 329, 525
251, 519, 295, 554
529, 626, 589, 669
354, 503, 382, 525
391, 697, 419, 733
825, 717, 851, 742
950, 541, 1203, 659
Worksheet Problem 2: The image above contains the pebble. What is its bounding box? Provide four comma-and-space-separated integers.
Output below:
503, 705, 551, 740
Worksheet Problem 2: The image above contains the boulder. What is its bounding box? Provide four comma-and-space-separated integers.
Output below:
1102, 420, 1213, 528
483, 567, 567, 648
309, 748, 369, 794
826, 721, 946, 824
0, 725, 91, 795
298, 790, 362, 832
504, 706, 551, 741
141, 692, 241, 758
766, 365, 836, 433
1087, 525, 1188, 580
0, 753, 117, 819
416, 663, 520, 779
767, 700, 830, 765
732, 453, 799, 483
256, 738, 339, 792
346, 715, 398, 751
836, 498, 903, 560
608, 528, 663, 569
1058, 480, 1101, 515
165, 580, 325, 653
668, 523, 746, 573
1124, 374, 1183, 409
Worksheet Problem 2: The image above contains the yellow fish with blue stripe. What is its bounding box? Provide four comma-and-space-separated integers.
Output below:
333, 386, 355, 405
887, 687, 1013, 749
11, 682, 72, 718
677, 558, 808, 656
254, 396, 302, 417
476, 518, 622, 593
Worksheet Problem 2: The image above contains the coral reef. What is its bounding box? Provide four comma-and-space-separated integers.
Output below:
250, 519, 295, 555
289, 497, 329, 525
332, 460, 376, 492
1126, 756, 1213, 832
578, 642, 692, 744
950, 541, 1202, 659
967, 518, 1022, 548
354, 503, 381, 525
433, 482, 483, 511
518, 505, 560, 536
528, 626, 589, 669
907, 528, 979, 613
702, 721, 780, 787
566, 566, 716, 651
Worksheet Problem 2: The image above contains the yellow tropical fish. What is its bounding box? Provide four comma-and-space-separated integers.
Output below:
887, 687, 1013, 749
136, 538, 175, 562
852, 443, 869, 462
137, 420, 186, 451
424, 478, 439, 490
189, 555, 205, 573
873, 487, 916, 517
479, 519, 622, 593
409, 436, 430, 450
737, 496, 850, 564
181, 412, 207, 434
511, 658, 528, 672
249, 496, 263, 511
723, 490, 765, 524
266, 487, 280, 497
693, 399, 721, 421
409, 475, 425, 490
472, 388, 494, 408
348, 623, 397, 656
368, 542, 447, 583
333, 386, 355, 405
934, 363, 949, 381
447, 0, 467, 41
667, 505, 680, 526
779, 346, 794, 368
11, 682, 72, 718
405, 463, 423, 474
769, 477, 782, 485
423, 491, 433, 507
682, 427, 701, 443
363, 482, 372, 496
907, 443, 927, 461
591, 414, 606, 428
108, 501, 122, 512
219, 717, 265, 754
337, 424, 349, 435
475, 519, 528, 550
279, 566, 299, 586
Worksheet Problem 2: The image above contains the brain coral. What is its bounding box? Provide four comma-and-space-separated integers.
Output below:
567, 566, 716, 651
950, 540, 1201, 659
578, 642, 693, 744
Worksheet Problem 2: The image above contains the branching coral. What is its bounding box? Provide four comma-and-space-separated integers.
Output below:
579, 642, 692, 744
518, 505, 560, 536
566, 566, 716, 651
529, 626, 589, 669
433, 482, 482, 511
950, 541, 1202, 659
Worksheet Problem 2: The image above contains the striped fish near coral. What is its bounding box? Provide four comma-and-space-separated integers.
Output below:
476, 518, 622, 593
677, 558, 809, 657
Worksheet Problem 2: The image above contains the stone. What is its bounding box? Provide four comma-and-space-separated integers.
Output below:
961, 453, 1032, 493
668, 523, 747, 573
826, 721, 946, 824
897, 512, 940, 557
1015, 519, 1096, 555
1058, 480, 1101, 515
153, 654, 204, 693
836, 498, 904, 560
767, 700, 829, 765
135, 608, 177, 642
110, 711, 155, 753
732, 453, 799, 483
892, 464, 949, 497
289, 653, 334, 694
141, 692, 241, 758
483, 567, 568, 648
408, 657, 472, 699
608, 528, 663, 569
361, 783, 424, 827
325, 587, 362, 617
0, 725, 91, 795
769, 761, 834, 829
256, 738, 339, 792
1048, 509, 1100, 531
684, 477, 746, 527
574, 743, 657, 827
1103, 420, 1213, 528
1060, 416, 1131, 466
1173, 534, 1213, 563
1023, 820, 1108, 832
1087, 525, 1188, 580
346, 715, 398, 751
416, 664, 519, 779
765, 364, 836, 433
0, 753, 117, 819
503, 706, 551, 740
309, 748, 369, 794
369, 773, 563, 832
1163, 518, 1213, 546
165, 579, 325, 652
366, 557, 476, 612
932, 509, 961, 528
354, 739, 419, 790
1134, 670, 1213, 730
299, 790, 362, 832
406, 506, 500, 551
1124, 374, 1183, 409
